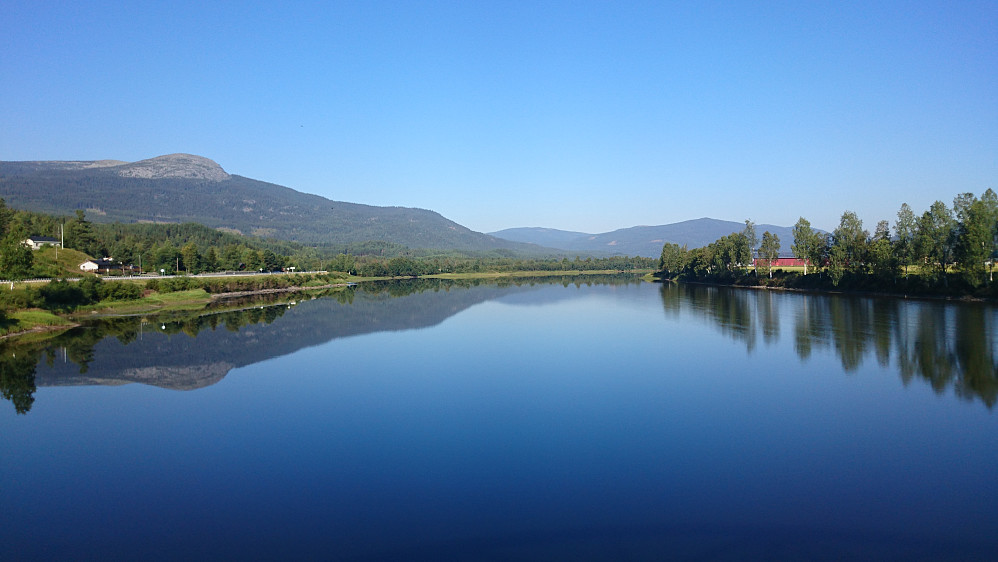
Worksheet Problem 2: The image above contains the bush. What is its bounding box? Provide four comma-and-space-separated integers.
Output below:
99, 282, 142, 301
157, 277, 202, 293
0, 287, 41, 310
38, 279, 87, 310
78, 276, 102, 303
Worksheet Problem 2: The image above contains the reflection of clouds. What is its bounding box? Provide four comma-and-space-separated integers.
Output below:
660, 284, 998, 409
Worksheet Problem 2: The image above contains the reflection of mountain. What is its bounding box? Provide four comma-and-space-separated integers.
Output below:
31, 284, 513, 390
27, 278, 639, 393
660, 283, 998, 408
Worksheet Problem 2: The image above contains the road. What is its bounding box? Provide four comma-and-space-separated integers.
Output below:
3, 271, 329, 284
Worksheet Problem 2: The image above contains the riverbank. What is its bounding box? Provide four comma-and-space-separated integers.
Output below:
0, 282, 355, 340
656, 269, 998, 303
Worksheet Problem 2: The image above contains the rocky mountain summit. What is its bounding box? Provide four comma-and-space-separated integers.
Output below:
116, 153, 230, 181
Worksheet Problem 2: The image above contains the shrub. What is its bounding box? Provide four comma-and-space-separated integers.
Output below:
99, 282, 142, 301
38, 279, 87, 310
78, 276, 102, 303
157, 277, 202, 293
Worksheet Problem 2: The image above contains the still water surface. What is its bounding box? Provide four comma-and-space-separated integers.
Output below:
2, 279, 996, 560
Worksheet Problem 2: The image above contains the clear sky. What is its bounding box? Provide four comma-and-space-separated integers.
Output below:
2, 1, 995, 234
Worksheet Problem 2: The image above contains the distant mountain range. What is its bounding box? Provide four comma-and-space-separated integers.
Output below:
0, 154, 543, 253
491, 219, 802, 257
1, 153, 802, 257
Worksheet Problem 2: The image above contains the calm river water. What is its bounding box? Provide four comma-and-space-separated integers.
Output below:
1, 278, 996, 560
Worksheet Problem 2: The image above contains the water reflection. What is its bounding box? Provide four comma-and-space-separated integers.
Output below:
0, 275, 642, 414
661, 283, 998, 408
6, 278, 993, 415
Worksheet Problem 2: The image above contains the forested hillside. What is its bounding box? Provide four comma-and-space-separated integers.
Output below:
0, 155, 542, 253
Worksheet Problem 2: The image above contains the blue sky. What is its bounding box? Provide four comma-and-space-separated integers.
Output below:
2, 1, 995, 234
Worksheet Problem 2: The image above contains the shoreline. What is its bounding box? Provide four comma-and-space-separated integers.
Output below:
0, 272, 651, 341
665, 277, 996, 304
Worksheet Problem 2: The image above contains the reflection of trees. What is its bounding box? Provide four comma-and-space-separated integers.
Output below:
953, 306, 997, 405
661, 283, 781, 354
359, 274, 643, 298
2, 276, 645, 414
660, 284, 998, 408
0, 350, 37, 414
0, 298, 301, 414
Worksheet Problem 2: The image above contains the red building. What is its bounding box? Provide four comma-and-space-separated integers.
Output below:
754, 257, 809, 268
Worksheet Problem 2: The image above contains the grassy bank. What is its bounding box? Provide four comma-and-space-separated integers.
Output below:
0, 309, 77, 339
0, 273, 351, 339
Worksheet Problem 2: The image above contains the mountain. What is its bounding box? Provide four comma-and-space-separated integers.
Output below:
491, 218, 803, 257
489, 227, 593, 248
0, 154, 544, 253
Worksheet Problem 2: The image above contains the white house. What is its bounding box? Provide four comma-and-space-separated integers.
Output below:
79, 258, 119, 273
23, 236, 62, 250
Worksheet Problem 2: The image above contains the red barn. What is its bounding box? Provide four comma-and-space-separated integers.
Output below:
754, 257, 809, 268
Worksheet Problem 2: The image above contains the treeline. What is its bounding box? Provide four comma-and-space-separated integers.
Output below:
354, 255, 657, 277
0, 272, 345, 315
0, 200, 657, 280
660, 189, 998, 297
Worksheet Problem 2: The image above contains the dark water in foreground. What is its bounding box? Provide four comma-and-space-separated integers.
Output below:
2, 279, 996, 560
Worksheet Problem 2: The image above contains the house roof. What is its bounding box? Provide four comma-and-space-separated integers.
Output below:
26, 236, 60, 242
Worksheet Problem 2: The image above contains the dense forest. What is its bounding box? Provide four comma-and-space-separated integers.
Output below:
0, 200, 654, 281
659, 190, 998, 298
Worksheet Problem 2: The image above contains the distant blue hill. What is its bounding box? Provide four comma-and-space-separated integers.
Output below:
487, 227, 593, 248
491, 218, 803, 258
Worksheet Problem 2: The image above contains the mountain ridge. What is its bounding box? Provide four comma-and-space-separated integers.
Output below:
490, 218, 804, 257
0, 154, 547, 254
2, 153, 804, 257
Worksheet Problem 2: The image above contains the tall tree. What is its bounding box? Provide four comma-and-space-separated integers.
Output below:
659, 243, 689, 278
868, 220, 897, 281
204, 247, 220, 272
65, 209, 104, 257
243, 248, 263, 270
181, 242, 201, 274
759, 231, 780, 278
829, 211, 869, 283
894, 203, 916, 277
953, 191, 998, 285
914, 200, 955, 285
261, 249, 281, 272
791, 217, 821, 275
0, 233, 34, 281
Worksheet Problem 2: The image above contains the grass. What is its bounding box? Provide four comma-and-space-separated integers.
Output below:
0, 309, 77, 339
31, 246, 93, 278
71, 289, 213, 317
